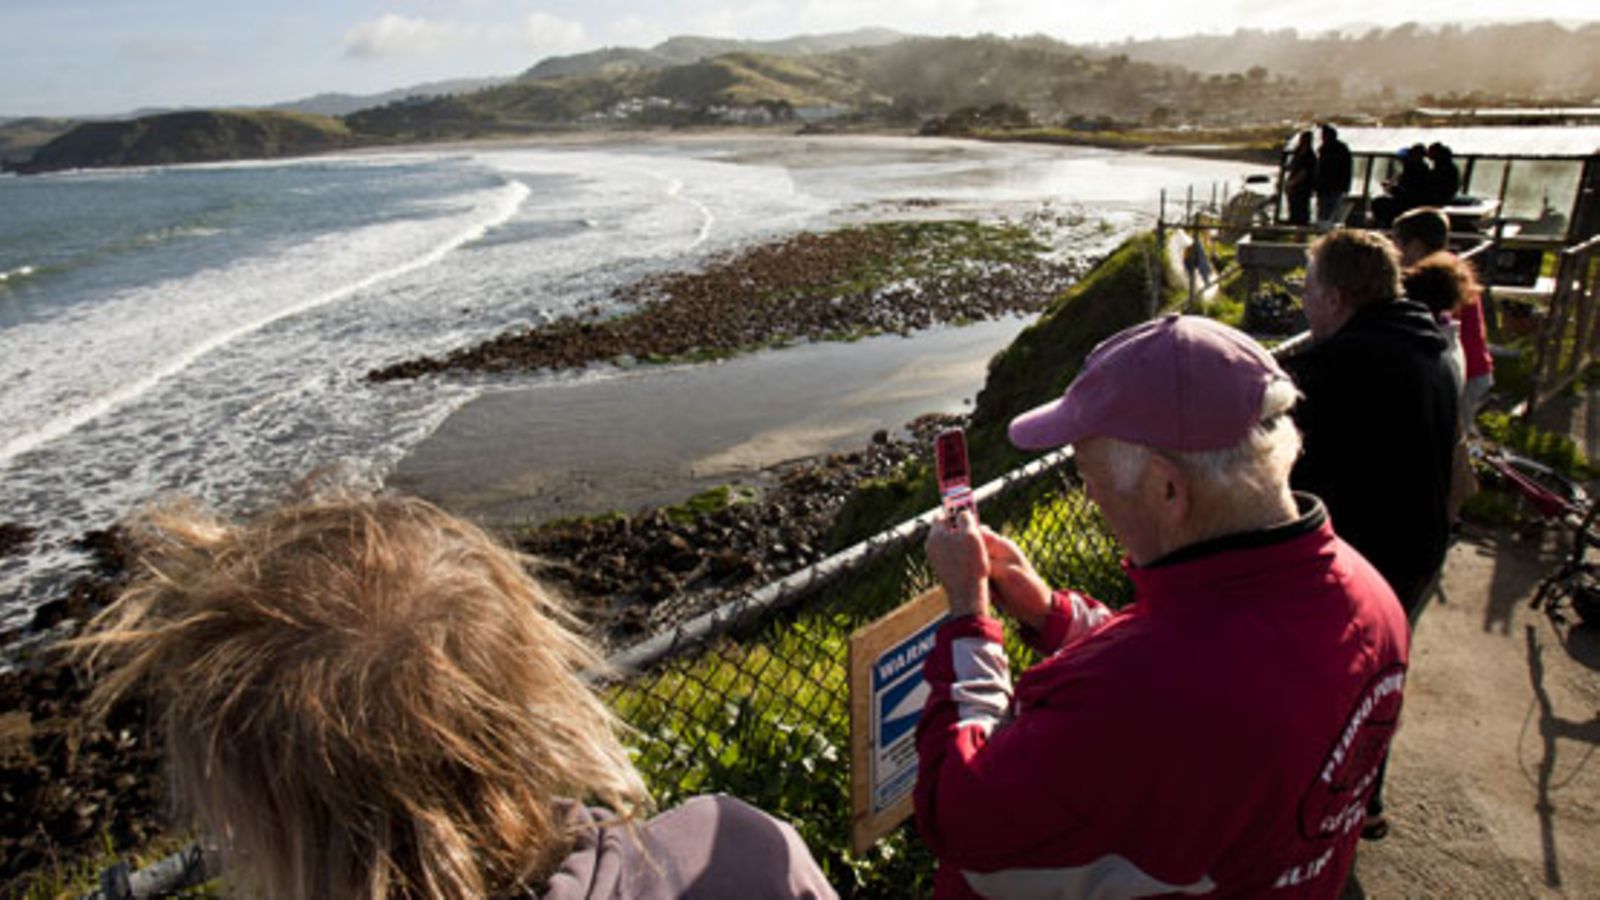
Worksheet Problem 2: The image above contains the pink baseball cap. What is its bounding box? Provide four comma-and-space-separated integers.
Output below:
1008, 314, 1290, 452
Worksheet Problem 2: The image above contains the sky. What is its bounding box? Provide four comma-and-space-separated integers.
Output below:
4, 0, 1598, 118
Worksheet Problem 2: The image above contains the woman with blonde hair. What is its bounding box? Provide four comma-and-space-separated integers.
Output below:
74, 491, 835, 900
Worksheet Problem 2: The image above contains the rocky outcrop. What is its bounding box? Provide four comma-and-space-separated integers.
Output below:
369, 221, 1085, 381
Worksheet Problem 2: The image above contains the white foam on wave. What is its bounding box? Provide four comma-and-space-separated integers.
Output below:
662, 177, 716, 251
471, 147, 822, 260
0, 179, 530, 467
0, 264, 36, 283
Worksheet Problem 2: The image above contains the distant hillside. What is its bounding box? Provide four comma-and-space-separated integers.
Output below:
523, 47, 672, 81
1110, 21, 1600, 103
352, 32, 1335, 139
269, 76, 509, 117
4, 110, 355, 175
852, 36, 1204, 120
521, 27, 905, 81
350, 48, 894, 138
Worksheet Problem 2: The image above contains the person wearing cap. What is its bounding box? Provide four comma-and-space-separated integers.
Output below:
914, 314, 1409, 899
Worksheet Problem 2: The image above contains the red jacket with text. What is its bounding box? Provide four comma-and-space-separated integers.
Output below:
914, 499, 1408, 898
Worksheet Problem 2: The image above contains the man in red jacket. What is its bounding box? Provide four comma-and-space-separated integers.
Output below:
916, 315, 1409, 898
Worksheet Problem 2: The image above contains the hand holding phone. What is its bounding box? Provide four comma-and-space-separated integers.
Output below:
935, 428, 976, 526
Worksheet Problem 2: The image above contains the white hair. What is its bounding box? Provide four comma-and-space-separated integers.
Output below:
1101, 380, 1302, 497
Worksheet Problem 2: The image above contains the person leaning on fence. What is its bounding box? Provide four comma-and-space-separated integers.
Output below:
915, 314, 1410, 899
1394, 206, 1494, 434
71, 491, 837, 900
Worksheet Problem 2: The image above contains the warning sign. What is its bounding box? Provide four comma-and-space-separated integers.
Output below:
849, 587, 948, 854
869, 617, 942, 813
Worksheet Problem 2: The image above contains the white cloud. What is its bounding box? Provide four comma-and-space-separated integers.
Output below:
519, 11, 588, 49
343, 12, 586, 60
608, 15, 670, 48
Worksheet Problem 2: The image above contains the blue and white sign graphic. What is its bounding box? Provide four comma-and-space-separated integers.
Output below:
870, 615, 947, 814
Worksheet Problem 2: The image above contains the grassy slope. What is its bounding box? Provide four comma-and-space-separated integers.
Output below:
829, 231, 1180, 547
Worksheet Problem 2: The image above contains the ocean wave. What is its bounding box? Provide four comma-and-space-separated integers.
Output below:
0, 178, 531, 467
0, 264, 37, 285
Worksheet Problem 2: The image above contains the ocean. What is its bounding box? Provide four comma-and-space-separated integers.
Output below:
0, 135, 1266, 627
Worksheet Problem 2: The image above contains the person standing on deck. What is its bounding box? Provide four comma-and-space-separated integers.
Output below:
1395, 206, 1494, 433
1285, 130, 1317, 226
1316, 124, 1353, 226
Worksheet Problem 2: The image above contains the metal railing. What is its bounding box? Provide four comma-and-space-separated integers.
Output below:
602, 446, 1128, 896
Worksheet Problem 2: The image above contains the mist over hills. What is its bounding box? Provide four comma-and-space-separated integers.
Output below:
1112, 21, 1600, 102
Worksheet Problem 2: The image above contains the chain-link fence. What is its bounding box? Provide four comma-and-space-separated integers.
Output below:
600, 447, 1130, 897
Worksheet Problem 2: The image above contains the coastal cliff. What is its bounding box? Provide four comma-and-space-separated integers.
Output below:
3, 110, 355, 175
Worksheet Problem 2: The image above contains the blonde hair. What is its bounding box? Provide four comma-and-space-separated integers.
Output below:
72, 491, 649, 900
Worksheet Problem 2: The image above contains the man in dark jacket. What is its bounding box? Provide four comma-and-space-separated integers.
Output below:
1315, 124, 1353, 225
1288, 228, 1457, 840
1289, 228, 1459, 615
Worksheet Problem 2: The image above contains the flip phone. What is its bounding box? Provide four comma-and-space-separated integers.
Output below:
934, 427, 977, 524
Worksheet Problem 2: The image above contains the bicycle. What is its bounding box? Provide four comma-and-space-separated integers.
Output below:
1469, 440, 1600, 627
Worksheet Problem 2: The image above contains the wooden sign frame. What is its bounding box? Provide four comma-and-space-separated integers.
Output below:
848, 586, 948, 855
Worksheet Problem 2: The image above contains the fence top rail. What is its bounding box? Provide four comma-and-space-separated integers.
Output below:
601, 446, 1075, 679
1562, 233, 1600, 258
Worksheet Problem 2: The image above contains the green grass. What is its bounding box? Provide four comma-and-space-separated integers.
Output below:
1478, 410, 1591, 478
667, 484, 760, 522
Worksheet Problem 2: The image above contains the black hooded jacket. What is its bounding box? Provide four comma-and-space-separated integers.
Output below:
1286, 299, 1459, 609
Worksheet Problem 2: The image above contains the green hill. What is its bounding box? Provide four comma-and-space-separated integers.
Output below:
5, 110, 354, 175
350, 50, 885, 138
520, 28, 905, 81
646, 52, 884, 107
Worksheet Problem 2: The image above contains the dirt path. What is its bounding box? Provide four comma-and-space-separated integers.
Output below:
1343, 525, 1600, 897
